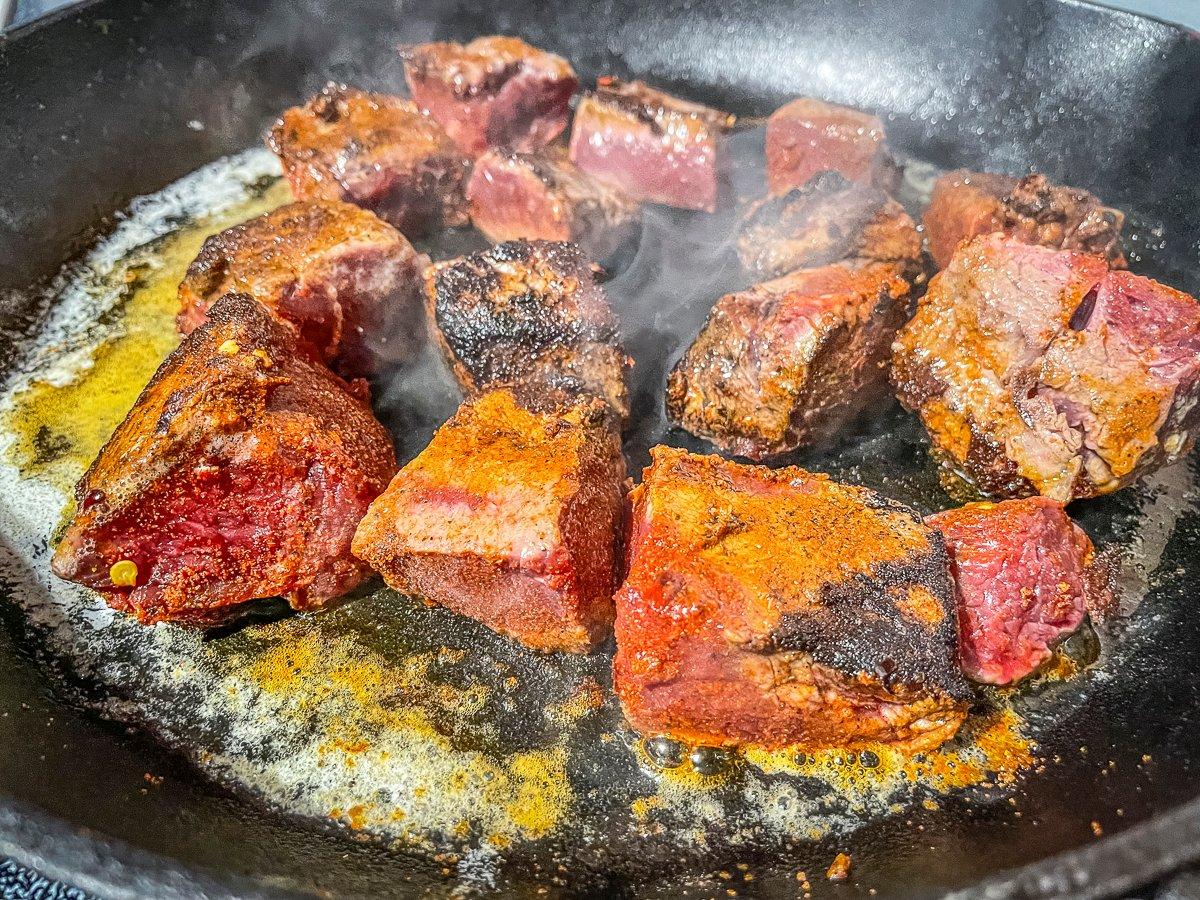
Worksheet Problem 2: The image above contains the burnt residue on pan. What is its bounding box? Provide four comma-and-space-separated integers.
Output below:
0, 141, 1195, 894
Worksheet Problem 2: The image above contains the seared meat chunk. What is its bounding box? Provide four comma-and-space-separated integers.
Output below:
735, 171, 923, 281
924, 170, 1125, 269
892, 234, 1200, 500
425, 239, 632, 420
568, 77, 736, 212
352, 388, 625, 653
267, 83, 470, 234
613, 448, 969, 752
667, 261, 912, 460
765, 97, 894, 196
177, 200, 427, 378
927, 498, 1099, 685
466, 146, 640, 260
51, 294, 397, 627
402, 36, 577, 156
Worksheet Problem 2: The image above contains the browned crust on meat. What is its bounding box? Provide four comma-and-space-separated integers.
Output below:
613, 448, 970, 752
424, 239, 632, 420
402, 36, 576, 98
889, 354, 1041, 500
924, 170, 1125, 270
666, 261, 912, 459
177, 199, 428, 375
74, 293, 394, 514
735, 172, 924, 281
266, 83, 470, 234
52, 293, 398, 625
591, 76, 737, 133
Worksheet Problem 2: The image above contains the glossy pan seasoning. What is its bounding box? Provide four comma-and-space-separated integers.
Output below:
1, 0, 1200, 897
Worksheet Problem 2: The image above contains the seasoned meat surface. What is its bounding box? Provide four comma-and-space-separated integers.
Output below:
892, 234, 1200, 500
927, 498, 1098, 685
52, 293, 397, 627
613, 448, 970, 752
924, 170, 1125, 269
425, 239, 633, 420
735, 171, 923, 281
402, 36, 578, 156
352, 388, 625, 653
177, 200, 428, 378
267, 83, 470, 235
667, 261, 912, 460
569, 77, 736, 212
467, 146, 641, 260
765, 97, 894, 196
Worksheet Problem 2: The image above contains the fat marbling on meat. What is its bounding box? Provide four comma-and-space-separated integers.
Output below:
177, 199, 428, 378
613, 448, 970, 752
892, 233, 1200, 500
267, 83, 470, 235
352, 388, 625, 653
52, 293, 398, 627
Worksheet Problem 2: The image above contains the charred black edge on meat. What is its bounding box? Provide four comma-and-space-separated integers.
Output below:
428, 239, 620, 388
770, 533, 972, 701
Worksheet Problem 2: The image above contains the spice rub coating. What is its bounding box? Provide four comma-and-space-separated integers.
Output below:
52, 293, 397, 626
614, 448, 970, 752
352, 388, 626, 653
892, 234, 1200, 500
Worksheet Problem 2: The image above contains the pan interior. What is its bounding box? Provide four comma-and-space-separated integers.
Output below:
0, 134, 1196, 895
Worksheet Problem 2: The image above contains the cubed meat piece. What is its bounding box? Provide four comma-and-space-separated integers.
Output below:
765, 97, 894, 196
667, 261, 912, 460
613, 448, 969, 752
267, 83, 470, 235
927, 498, 1102, 685
568, 77, 736, 212
466, 146, 641, 260
735, 171, 923, 281
177, 200, 428, 378
924, 170, 1125, 270
425, 239, 633, 420
352, 388, 625, 653
892, 234, 1200, 500
51, 293, 398, 627
402, 36, 578, 156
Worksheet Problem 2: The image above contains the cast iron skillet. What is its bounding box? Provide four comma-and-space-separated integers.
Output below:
2, 0, 1200, 896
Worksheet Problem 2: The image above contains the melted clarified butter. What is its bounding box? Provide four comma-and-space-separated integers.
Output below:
231, 622, 574, 846
625, 706, 1033, 845
4, 178, 292, 495
742, 706, 1033, 793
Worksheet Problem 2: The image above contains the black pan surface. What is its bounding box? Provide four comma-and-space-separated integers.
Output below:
1, 1, 1200, 897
